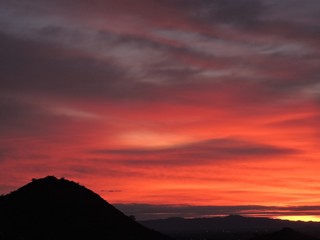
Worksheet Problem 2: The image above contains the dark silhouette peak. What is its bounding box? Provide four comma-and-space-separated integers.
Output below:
5, 175, 107, 210
0, 176, 170, 240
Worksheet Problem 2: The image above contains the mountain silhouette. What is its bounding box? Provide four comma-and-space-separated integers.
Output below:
141, 214, 288, 233
141, 215, 320, 240
251, 227, 319, 240
0, 176, 170, 240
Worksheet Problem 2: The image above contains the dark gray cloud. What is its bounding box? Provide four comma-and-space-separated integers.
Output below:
0, 94, 98, 139
0, 95, 49, 136
1, 1, 319, 105
187, 0, 265, 26
115, 203, 320, 220
171, 0, 320, 49
0, 31, 205, 104
101, 189, 122, 193
0, 33, 132, 100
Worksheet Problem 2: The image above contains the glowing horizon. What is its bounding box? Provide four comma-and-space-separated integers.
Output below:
276, 215, 320, 223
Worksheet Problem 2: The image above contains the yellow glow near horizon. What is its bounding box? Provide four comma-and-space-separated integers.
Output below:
277, 215, 320, 222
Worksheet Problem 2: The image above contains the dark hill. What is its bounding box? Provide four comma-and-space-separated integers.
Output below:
251, 227, 319, 240
0, 176, 170, 240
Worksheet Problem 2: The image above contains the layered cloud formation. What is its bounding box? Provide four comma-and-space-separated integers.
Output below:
1, 0, 320, 220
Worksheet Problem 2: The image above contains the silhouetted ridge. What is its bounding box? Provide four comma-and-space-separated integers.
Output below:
0, 176, 170, 240
251, 227, 319, 240
140, 215, 320, 240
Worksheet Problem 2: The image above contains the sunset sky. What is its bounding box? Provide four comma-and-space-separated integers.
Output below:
1, 0, 320, 221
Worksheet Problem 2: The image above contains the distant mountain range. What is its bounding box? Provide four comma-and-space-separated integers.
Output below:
0, 176, 169, 240
140, 215, 320, 240
251, 227, 319, 240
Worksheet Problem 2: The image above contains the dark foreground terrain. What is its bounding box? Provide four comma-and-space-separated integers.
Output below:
1, 176, 320, 240
0, 176, 169, 240
251, 227, 319, 240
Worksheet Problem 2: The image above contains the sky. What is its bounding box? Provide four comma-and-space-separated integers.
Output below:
1, 0, 320, 221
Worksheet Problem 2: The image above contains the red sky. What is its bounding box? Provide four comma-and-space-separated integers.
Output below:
1, 0, 320, 221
